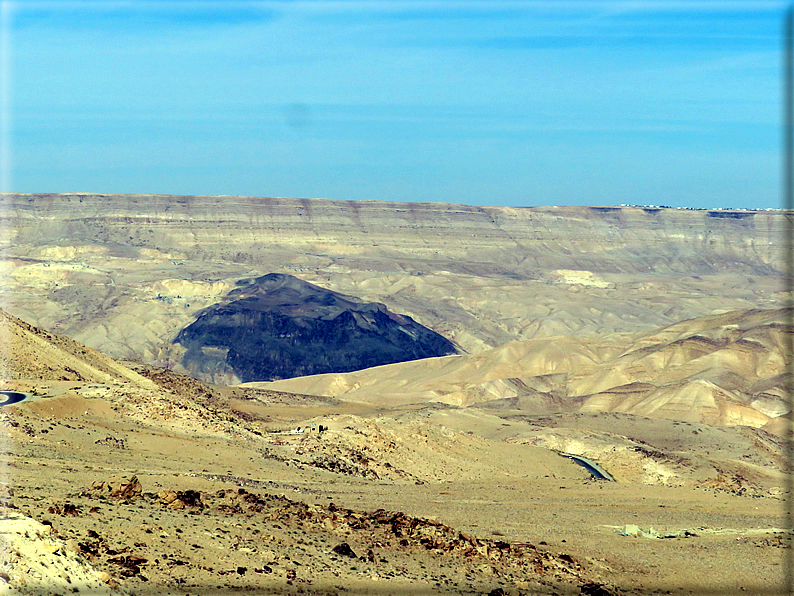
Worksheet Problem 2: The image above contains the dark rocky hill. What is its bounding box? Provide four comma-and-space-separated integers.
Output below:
173, 273, 457, 383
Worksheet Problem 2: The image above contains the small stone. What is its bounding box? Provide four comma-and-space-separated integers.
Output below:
259, 550, 276, 563
65, 539, 80, 554
332, 543, 357, 558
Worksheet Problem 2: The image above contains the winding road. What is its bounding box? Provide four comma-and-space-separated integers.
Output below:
0, 392, 30, 407
561, 453, 615, 481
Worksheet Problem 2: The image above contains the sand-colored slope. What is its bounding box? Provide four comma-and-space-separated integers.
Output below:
497, 411, 787, 490
0, 309, 158, 389
0, 311, 787, 594
580, 379, 770, 426
0, 510, 133, 596
247, 335, 609, 407
249, 308, 790, 427
566, 309, 790, 394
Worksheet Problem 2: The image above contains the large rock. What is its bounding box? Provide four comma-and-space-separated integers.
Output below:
173, 274, 457, 383
157, 489, 204, 510
0, 511, 132, 595
89, 476, 142, 500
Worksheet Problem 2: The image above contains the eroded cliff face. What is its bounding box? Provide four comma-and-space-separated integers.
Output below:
0, 193, 785, 365
2, 194, 783, 273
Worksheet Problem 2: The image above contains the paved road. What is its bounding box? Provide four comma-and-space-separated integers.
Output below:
0, 392, 30, 407
561, 453, 615, 481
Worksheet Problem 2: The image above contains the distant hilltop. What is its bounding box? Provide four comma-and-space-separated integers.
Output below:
173, 273, 457, 384
0, 193, 786, 369
1, 193, 785, 274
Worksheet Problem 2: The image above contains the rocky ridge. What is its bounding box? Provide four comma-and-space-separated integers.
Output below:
0, 193, 785, 362
173, 273, 457, 383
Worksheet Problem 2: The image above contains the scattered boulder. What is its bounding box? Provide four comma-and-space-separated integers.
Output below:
581, 582, 619, 596
108, 554, 148, 579
157, 490, 184, 509
615, 524, 659, 539
94, 436, 127, 449
47, 501, 80, 516
90, 476, 142, 499
157, 489, 205, 510
332, 542, 358, 558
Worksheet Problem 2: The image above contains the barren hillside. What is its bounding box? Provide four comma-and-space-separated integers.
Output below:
0, 194, 784, 364
0, 194, 790, 594
0, 311, 788, 595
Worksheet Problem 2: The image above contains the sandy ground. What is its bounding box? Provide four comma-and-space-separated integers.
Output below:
0, 371, 789, 596
0, 296, 792, 596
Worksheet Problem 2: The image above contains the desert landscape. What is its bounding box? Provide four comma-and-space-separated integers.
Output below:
0, 193, 790, 595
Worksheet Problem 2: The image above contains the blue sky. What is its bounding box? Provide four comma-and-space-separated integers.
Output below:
1, 0, 787, 208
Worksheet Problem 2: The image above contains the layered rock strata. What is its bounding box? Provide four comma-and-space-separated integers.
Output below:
0, 193, 785, 365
